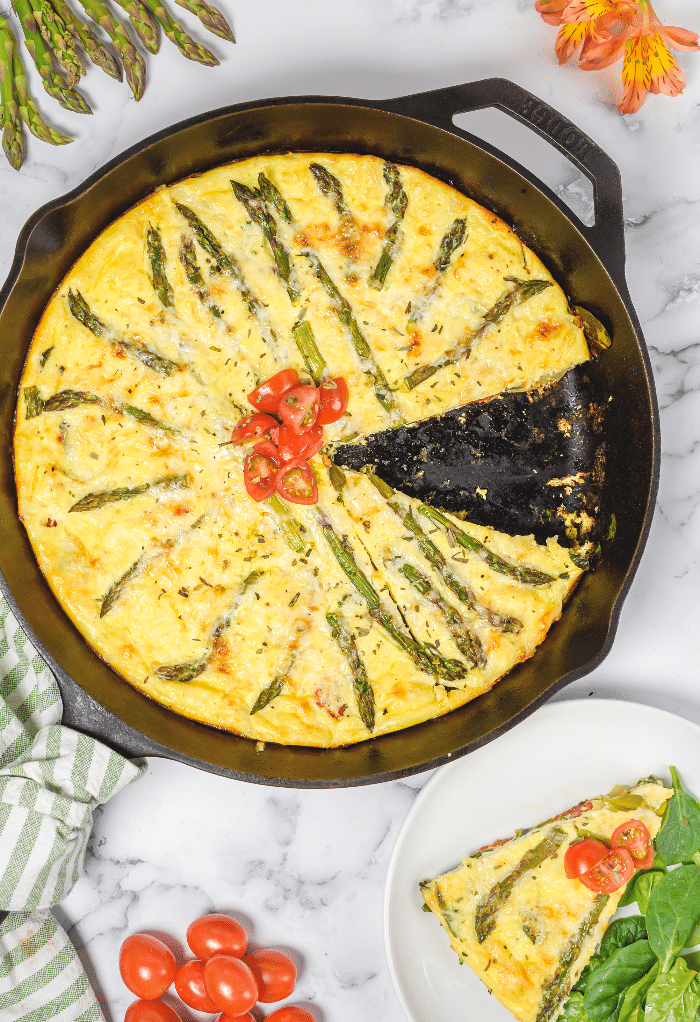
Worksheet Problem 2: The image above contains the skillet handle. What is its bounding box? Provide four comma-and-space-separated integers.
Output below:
383, 78, 626, 286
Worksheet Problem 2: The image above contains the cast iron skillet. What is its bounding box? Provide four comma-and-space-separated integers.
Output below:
0, 78, 658, 787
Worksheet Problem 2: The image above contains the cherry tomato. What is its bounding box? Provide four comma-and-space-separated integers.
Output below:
317, 377, 349, 425
278, 385, 320, 433
265, 1008, 316, 1022
243, 948, 297, 1003
244, 445, 279, 502
231, 412, 278, 445
579, 848, 635, 893
217, 1015, 255, 1022
274, 423, 324, 463
611, 820, 654, 868
125, 1000, 182, 1022
203, 955, 258, 1015
175, 959, 220, 1012
186, 913, 248, 961
119, 934, 177, 1000
249, 369, 300, 413
275, 459, 318, 505
564, 838, 610, 880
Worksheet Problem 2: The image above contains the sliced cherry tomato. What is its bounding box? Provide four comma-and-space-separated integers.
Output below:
125, 1000, 182, 1022
564, 838, 610, 880
243, 948, 297, 1003
231, 412, 278, 445
317, 377, 349, 425
119, 934, 177, 1000
278, 385, 320, 433
175, 959, 220, 1012
186, 913, 248, 961
275, 459, 318, 505
274, 423, 324, 463
244, 446, 279, 502
579, 848, 635, 893
249, 369, 300, 413
203, 955, 258, 1016
611, 820, 654, 868
265, 1007, 317, 1022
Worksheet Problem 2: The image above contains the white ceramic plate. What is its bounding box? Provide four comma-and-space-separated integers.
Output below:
383, 698, 700, 1022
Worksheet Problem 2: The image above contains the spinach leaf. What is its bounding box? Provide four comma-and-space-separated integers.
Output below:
635, 871, 665, 915
583, 940, 656, 1022
684, 916, 700, 949
656, 767, 700, 866
560, 991, 593, 1021
644, 955, 700, 1022
646, 865, 700, 972
572, 959, 597, 995
616, 961, 658, 1022
618, 865, 666, 909
599, 916, 647, 960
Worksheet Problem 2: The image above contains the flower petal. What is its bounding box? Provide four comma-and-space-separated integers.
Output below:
555, 21, 593, 63
620, 35, 653, 113
536, 0, 569, 26
580, 35, 626, 68
661, 24, 700, 53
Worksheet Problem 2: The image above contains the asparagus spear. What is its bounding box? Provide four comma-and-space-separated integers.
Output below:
146, 224, 174, 307
369, 162, 408, 291
31, 0, 85, 88
418, 504, 557, 586
124, 404, 178, 432
405, 276, 552, 390
179, 236, 222, 317
110, 0, 159, 53
173, 0, 234, 43
48, 0, 122, 80
398, 562, 483, 668
156, 658, 206, 682
0, 18, 24, 169
231, 179, 299, 302
69, 473, 187, 511
305, 252, 397, 415
258, 171, 293, 224
407, 217, 467, 324
100, 558, 140, 616
250, 674, 283, 714
327, 609, 374, 731
4, 14, 71, 149
75, 0, 146, 100
309, 162, 350, 218
139, 0, 218, 65
264, 492, 306, 553
292, 310, 326, 383
67, 288, 181, 376
535, 895, 609, 1022
23, 385, 100, 417
14, 0, 92, 112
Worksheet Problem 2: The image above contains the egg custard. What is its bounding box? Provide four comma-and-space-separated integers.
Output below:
420, 779, 672, 1022
14, 154, 590, 747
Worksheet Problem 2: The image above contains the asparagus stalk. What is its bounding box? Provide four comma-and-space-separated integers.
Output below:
178, 236, 222, 317
309, 162, 350, 218
146, 224, 174, 307
110, 0, 159, 52
405, 276, 552, 390
327, 609, 374, 731
399, 562, 483, 668
231, 179, 299, 301
100, 558, 140, 616
251, 640, 303, 714
4, 13, 71, 148
264, 492, 306, 553
139, 0, 218, 65
369, 162, 408, 291
173, 0, 234, 43
258, 171, 293, 224
75, 0, 146, 99
69, 473, 187, 511
124, 404, 178, 432
14, 0, 92, 112
418, 504, 557, 586
23, 385, 100, 417
407, 217, 467, 324
292, 311, 326, 383
48, 0, 122, 80
305, 252, 397, 415
67, 288, 182, 376
536, 896, 609, 1022
0, 18, 24, 169
32, 0, 85, 88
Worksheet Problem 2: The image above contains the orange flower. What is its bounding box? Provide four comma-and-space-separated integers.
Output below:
547, 0, 635, 65
617, 1, 699, 113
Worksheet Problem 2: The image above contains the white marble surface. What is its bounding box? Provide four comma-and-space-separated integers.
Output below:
3, 0, 700, 1019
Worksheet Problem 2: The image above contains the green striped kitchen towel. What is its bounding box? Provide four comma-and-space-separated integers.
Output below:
0, 596, 144, 1020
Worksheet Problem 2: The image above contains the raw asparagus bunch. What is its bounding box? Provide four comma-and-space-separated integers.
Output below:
12, 0, 92, 113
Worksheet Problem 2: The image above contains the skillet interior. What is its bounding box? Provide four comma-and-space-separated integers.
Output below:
0, 84, 658, 785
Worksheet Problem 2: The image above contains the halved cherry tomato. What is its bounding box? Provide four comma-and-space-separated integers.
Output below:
579, 848, 635, 893
244, 445, 279, 502
243, 948, 297, 1003
175, 960, 219, 1012
119, 934, 177, 1000
265, 1008, 316, 1022
231, 412, 278, 445
274, 423, 324, 463
317, 377, 349, 425
275, 459, 318, 505
249, 369, 300, 413
186, 913, 248, 961
564, 838, 610, 879
203, 955, 258, 1015
278, 385, 320, 433
125, 1000, 182, 1022
611, 820, 654, 869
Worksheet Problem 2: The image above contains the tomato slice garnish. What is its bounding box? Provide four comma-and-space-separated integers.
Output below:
274, 423, 324, 463
278, 385, 320, 433
578, 848, 635, 893
248, 369, 300, 414
564, 838, 610, 880
275, 459, 318, 505
317, 377, 349, 425
231, 412, 278, 445
244, 445, 279, 502
611, 819, 653, 868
